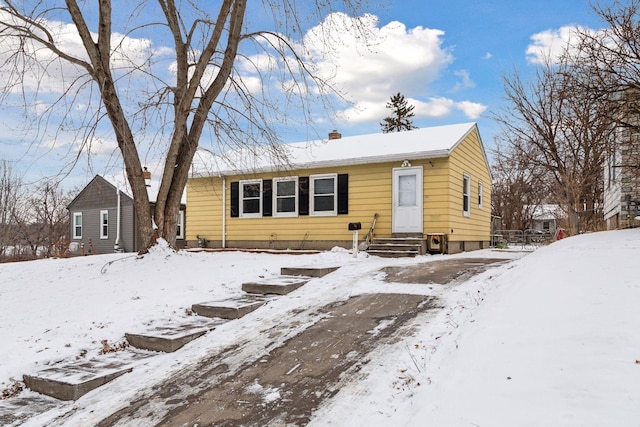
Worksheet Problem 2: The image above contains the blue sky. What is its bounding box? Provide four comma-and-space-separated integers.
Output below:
0, 0, 606, 187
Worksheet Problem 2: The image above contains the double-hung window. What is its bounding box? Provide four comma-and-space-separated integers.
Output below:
274, 177, 298, 217
100, 210, 109, 239
478, 181, 484, 209
240, 179, 262, 218
73, 212, 83, 239
176, 210, 185, 239
310, 173, 337, 216
463, 174, 471, 217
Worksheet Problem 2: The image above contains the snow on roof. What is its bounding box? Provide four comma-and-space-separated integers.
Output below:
102, 173, 186, 204
532, 204, 566, 220
191, 122, 479, 177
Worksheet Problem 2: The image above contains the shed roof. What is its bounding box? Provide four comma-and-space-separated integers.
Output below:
102, 173, 187, 204
191, 122, 482, 177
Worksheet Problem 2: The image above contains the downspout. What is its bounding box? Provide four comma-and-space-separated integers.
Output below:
114, 187, 121, 252
222, 175, 226, 248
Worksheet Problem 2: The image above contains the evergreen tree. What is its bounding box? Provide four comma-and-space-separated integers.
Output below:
381, 93, 418, 133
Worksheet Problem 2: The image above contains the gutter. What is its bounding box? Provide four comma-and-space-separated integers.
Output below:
114, 187, 122, 252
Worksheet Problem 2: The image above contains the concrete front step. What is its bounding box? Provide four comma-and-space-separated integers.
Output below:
125, 318, 226, 353
368, 243, 423, 252
242, 275, 312, 295
192, 296, 267, 320
367, 237, 427, 257
280, 265, 339, 277
23, 351, 154, 401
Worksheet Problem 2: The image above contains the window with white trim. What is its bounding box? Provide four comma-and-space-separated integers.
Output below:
240, 179, 262, 218
310, 173, 337, 216
100, 210, 109, 239
463, 174, 471, 217
73, 212, 83, 239
273, 177, 298, 217
478, 181, 484, 209
176, 210, 185, 239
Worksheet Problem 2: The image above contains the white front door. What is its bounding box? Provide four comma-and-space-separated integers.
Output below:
392, 166, 423, 233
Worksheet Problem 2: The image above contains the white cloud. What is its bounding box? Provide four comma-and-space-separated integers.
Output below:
452, 69, 475, 92
525, 25, 598, 65
483, 52, 493, 60
0, 12, 172, 95
289, 12, 492, 125
339, 96, 486, 123
304, 13, 453, 103
455, 101, 487, 119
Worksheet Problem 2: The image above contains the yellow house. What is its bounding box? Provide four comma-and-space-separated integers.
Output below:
187, 122, 491, 254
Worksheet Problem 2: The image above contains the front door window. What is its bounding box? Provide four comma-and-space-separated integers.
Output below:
398, 175, 417, 206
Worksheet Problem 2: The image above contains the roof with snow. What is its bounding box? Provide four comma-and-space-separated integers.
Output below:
102, 173, 186, 204
191, 122, 483, 177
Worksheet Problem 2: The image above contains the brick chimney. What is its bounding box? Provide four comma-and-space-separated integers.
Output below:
328, 129, 342, 140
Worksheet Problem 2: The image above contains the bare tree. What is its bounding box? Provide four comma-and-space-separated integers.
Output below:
12, 182, 72, 258
493, 58, 612, 234
0, 1, 371, 252
490, 145, 547, 231
0, 160, 22, 258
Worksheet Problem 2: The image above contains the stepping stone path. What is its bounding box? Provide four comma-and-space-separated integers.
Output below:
0, 392, 59, 427
281, 265, 339, 277
22, 350, 154, 401
125, 318, 226, 353
12, 263, 340, 413
242, 275, 312, 295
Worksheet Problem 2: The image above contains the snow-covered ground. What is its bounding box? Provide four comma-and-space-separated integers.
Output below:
1, 230, 639, 426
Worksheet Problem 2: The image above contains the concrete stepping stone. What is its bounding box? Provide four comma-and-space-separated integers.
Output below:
281, 265, 339, 277
192, 296, 266, 320
126, 318, 226, 353
23, 351, 153, 401
0, 392, 59, 426
242, 275, 312, 295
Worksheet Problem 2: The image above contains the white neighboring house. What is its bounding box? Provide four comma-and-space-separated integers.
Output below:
530, 204, 565, 234
603, 125, 640, 229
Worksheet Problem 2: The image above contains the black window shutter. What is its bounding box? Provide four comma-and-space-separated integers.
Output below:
263, 179, 272, 217
299, 177, 309, 215
337, 174, 348, 215
230, 181, 239, 218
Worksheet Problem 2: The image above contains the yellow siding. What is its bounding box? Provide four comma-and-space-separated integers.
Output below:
186, 127, 491, 248
188, 160, 449, 246
446, 128, 492, 242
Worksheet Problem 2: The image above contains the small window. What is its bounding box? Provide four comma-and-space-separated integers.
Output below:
100, 210, 108, 239
543, 221, 550, 231
176, 210, 185, 239
310, 174, 337, 216
478, 181, 484, 209
73, 212, 83, 239
463, 174, 471, 217
240, 179, 262, 218
274, 177, 298, 217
